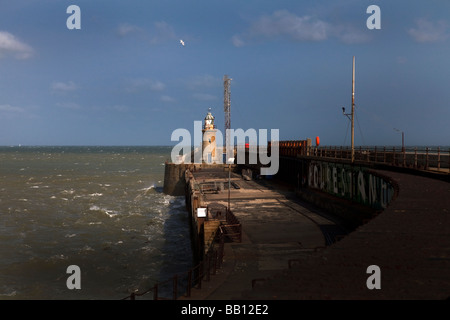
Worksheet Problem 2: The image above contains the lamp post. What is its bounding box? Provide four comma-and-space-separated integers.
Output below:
342, 56, 356, 163
394, 128, 405, 153
227, 157, 235, 212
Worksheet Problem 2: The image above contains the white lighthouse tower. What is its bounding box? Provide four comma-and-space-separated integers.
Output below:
202, 108, 219, 164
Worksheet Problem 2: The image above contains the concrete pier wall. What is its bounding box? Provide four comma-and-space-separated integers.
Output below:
163, 162, 192, 196
241, 155, 398, 228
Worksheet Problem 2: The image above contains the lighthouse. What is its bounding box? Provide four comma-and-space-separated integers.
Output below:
202, 108, 219, 164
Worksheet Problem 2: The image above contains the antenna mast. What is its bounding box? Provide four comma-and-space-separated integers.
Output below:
224, 75, 232, 153
351, 56, 355, 163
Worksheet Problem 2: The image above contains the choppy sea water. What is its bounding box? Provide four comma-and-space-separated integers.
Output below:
0, 146, 193, 299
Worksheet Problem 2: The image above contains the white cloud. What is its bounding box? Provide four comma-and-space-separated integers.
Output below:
150, 21, 177, 44
51, 81, 78, 92
160, 95, 176, 102
117, 23, 142, 37
250, 10, 328, 41
231, 35, 245, 47
117, 21, 180, 45
186, 74, 221, 90
232, 10, 370, 46
125, 78, 166, 93
192, 93, 218, 101
408, 18, 449, 43
56, 102, 81, 110
331, 23, 370, 44
0, 104, 25, 113
0, 31, 34, 59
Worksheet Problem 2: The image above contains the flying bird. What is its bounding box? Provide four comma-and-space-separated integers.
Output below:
180, 39, 185, 46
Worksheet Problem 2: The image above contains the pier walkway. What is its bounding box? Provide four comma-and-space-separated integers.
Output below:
184, 169, 450, 300
183, 169, 349, 300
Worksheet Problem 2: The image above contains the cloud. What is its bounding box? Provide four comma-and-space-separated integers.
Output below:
117, 21, 180, 45
51, 81, 78, 92
332, 24, 370, 44
150, 21, 177, 44
192, 93, 218, 101
0, 104, 25, 113
231, 35, 245, 47
186, 74, 221, 90
56, 102, 81, 110
0, 31, 34, 59
408, 18, 449, 43
125, 78, 166, 93
117, 23, 142, 37
160, 95, 176, 102
232, 10, 369, 46
251, 10, 328, 41
0, 104, 35, 119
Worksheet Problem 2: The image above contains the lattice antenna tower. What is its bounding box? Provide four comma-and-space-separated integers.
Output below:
223, 75, 232, 152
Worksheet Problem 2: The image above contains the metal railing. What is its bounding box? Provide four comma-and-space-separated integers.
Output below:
122, 227, 225, 300
277, 144, 450, 173
122, 209, 242, 300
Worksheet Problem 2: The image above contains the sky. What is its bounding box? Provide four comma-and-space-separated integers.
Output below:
0, 0, 449, 146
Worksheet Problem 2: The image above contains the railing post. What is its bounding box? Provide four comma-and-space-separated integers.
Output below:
153, 284, 158, 300
186, 270, 192, 297
393, 147, 396, 165
173, 275, 178, 300
414, 147, 418, 168
437, 147, 441, 171
213, 250, 218, 275
383, 146, 386, 163
403, 146, 406, 167
198, 262, 203, 289
374, 146, 377, 163
206, 253, 211, 281
426, 147, 429, 169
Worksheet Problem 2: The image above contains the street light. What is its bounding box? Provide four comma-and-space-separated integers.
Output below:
394, 128, 405, 153
227, 157, 235, 212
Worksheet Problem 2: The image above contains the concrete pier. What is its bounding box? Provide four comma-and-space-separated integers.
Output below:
182, 166, 350, 299
182, 168, 450, 300
163, 140, 449, 300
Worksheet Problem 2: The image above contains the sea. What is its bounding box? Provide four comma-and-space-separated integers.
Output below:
0, 146, 193, 300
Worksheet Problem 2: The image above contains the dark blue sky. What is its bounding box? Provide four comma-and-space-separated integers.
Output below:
0, 0, 449, 146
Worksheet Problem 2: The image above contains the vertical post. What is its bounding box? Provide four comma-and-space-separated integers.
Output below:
437, 147, 441, 170
393, 147, 396, 165
374, 146, 377, 163
173, 275, 178, 300
228, 163, 231, 212
213, 250, 218, 275
198, 262, 203, 289
153, 284, 158, 300
402, 131, 405, 153
186, 270, 192, 297
426, 147, 429, 169
414, 147, 418, 168
351, 56, 355, 163
403, 144, 406, 167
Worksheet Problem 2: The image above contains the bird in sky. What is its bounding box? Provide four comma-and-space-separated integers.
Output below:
180, 39, 185, 46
